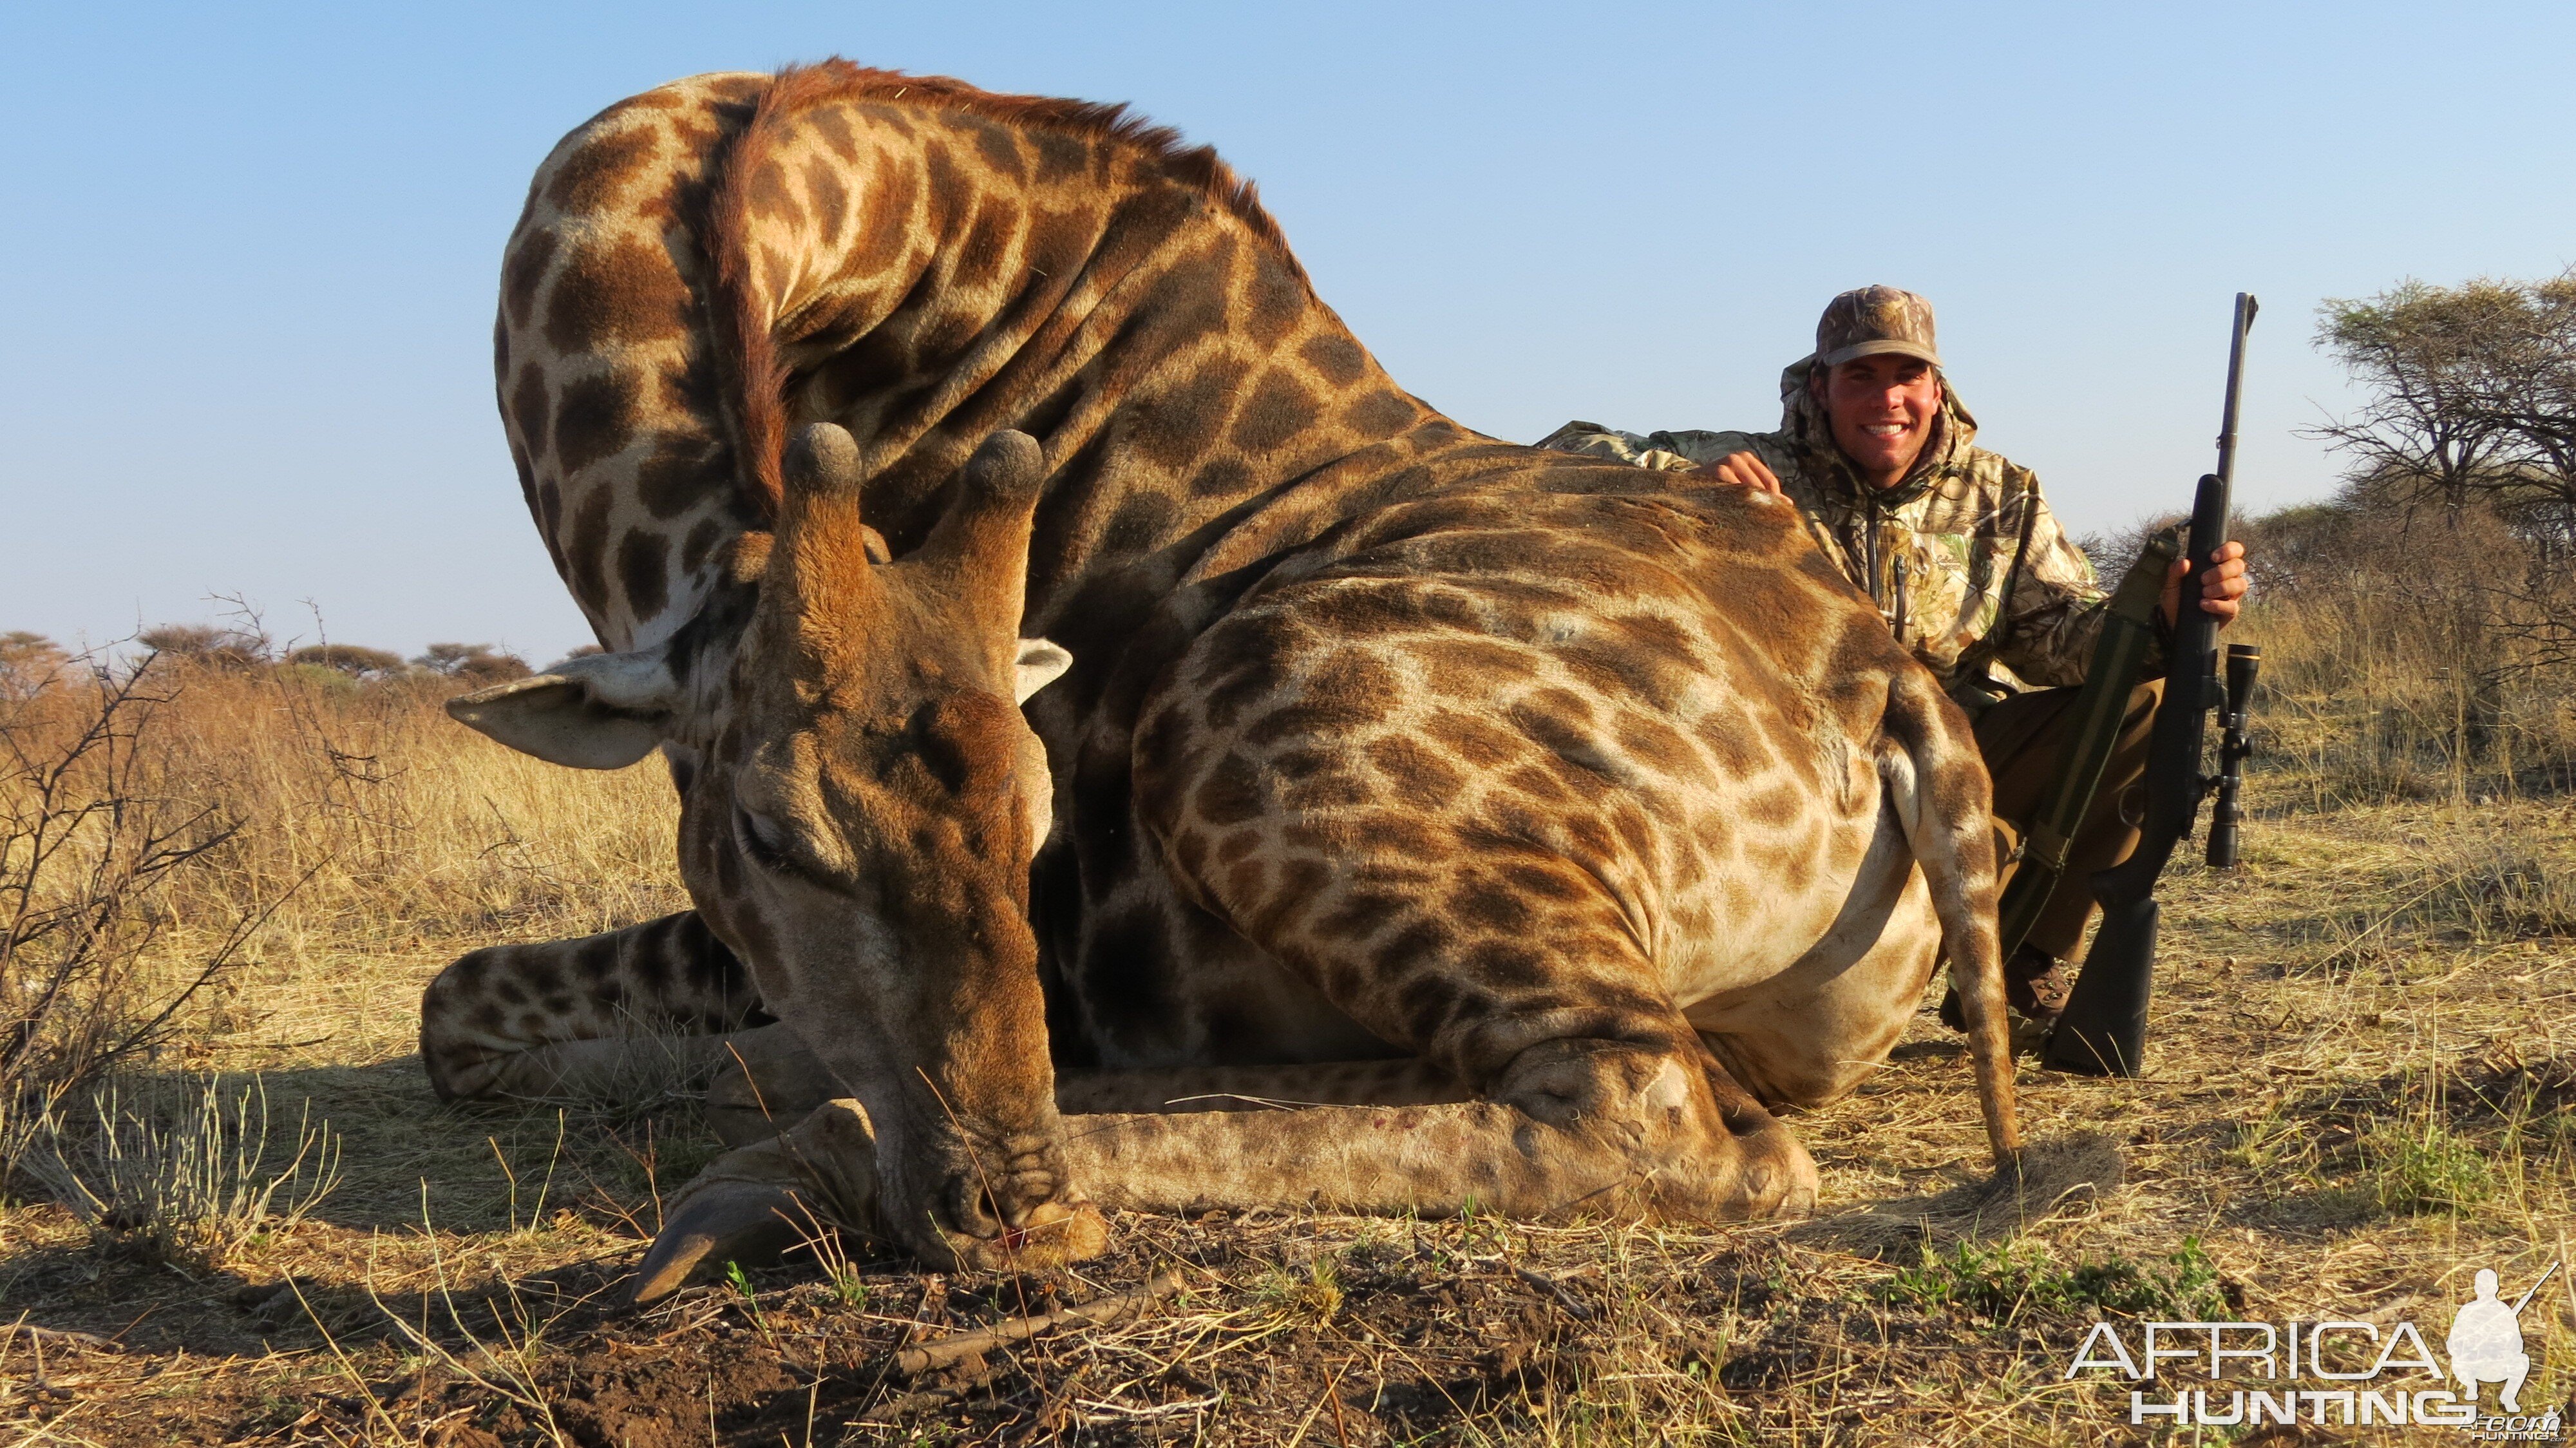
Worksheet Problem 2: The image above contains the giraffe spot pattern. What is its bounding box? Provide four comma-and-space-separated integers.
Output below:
551, 368, 645, 477
546, 233, 694, 354
1228, 369, 1323, 457
546, 123, 659, 215
618, 529, 672, 620
445, 77, 2003, 1225
503, 226, 560, 331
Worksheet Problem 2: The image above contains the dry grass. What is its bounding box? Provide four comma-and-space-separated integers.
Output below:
127, 663, 687, 950
0, 651, 2571, 1443
2235, 514, 2576, 811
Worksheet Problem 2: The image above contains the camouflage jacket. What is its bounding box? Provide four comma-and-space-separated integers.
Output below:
1538, 361, 2153, 700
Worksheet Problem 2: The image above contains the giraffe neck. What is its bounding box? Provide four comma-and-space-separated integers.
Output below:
720, 82, 1446, 609
506, 66, 1472, 716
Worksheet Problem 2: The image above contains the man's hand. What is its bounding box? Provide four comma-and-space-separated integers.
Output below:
2159, 540, 2248, 629
1696, 450, 1785, 494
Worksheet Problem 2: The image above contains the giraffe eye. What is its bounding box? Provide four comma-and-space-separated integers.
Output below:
733, 805, 802, 876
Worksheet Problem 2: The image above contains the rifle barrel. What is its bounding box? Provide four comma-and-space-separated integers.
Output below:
2213, 292, 2258, 504
2510, 1260, 2562, 1317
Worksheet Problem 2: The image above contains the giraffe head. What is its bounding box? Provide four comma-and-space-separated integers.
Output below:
450, 424, 1094, 1269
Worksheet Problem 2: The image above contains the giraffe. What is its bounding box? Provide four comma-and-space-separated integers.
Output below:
429, 60, 2023, 1299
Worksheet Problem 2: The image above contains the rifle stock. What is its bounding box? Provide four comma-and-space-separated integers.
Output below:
2049, 896, 2157, 1075
2043, 293, 2257, 1078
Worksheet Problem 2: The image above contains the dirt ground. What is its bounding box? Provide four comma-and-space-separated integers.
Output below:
3, 797, 2573, 1445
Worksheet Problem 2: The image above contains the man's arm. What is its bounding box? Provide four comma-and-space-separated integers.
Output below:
1997, 477, 2250, 689
1535, 422, 1754, 474
1992, 481, 2132, 689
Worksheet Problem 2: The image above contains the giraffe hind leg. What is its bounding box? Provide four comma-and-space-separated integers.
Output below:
419, 910, 770, 1104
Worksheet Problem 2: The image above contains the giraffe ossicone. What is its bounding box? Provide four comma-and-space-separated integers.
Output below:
424, 61, 2027, 1302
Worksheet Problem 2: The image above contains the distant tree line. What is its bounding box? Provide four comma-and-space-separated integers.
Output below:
0, 625, 538, 696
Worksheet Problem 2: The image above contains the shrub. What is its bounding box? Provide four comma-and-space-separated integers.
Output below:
2365, 1119, 2494, 1217
413, 642, 532, 685
21, 1074, 341, 1268
0, 663, 279, 1179
283, 643, 408, 678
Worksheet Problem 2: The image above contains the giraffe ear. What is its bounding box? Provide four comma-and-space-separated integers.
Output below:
1014, 638, 1072, 705
445, 646, 681, 769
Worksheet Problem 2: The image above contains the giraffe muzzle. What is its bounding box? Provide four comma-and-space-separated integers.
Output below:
920, 1151, 1106, 1270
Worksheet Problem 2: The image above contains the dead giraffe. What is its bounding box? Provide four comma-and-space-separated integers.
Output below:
428, 60, 2022, 1298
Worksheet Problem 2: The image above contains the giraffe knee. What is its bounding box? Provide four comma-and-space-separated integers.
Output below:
1488, 1036, 1819, 1221
1488, 1037, 1696, 1130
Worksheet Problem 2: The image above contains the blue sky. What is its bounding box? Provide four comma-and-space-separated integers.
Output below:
5, 2, 2571, 663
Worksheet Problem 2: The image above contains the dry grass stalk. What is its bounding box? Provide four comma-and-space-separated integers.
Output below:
893, 1266, 1184, 1375
20, 1074, 342, 1270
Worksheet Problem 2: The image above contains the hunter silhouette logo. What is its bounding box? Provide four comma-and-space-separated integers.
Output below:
2061, 1259, 2564, 1436
2452, 1264, 2557, 1415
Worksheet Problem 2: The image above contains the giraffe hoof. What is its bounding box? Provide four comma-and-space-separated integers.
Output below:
630, 1182, 806, 1306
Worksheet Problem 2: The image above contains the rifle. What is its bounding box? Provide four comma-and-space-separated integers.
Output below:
2509, 1261, 2561, 1317
2041, 292, 2260, 1078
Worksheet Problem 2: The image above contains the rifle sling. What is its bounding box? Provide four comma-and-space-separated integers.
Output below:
1994, 529, 2179, 959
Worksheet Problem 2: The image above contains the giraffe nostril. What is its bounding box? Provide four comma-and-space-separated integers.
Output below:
943, 1174, 1003, 1239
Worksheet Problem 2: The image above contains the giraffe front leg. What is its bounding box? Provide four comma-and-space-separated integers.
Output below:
1116, 853, 1818, 1220
420, 910, 770, 1103
1065, 1036, 1815, 1221
1051, 1058, 1469, 1114
630, 1030, 1806, 1306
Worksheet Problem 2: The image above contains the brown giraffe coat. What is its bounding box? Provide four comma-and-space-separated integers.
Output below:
428, 61, 2020, 1299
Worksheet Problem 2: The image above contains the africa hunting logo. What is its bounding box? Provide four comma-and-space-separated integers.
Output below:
2061, 1261, 2563, 1438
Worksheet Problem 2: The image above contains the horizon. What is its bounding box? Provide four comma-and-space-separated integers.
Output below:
5, 2, 2571, 662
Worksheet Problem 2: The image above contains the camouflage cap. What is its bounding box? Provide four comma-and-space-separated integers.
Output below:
1814, 285, 1942, 369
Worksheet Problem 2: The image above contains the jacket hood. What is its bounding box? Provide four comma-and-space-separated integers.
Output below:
1778, 356, 1980, 508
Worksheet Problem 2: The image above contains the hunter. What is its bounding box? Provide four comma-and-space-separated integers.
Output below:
1538, 285, 2249, 1034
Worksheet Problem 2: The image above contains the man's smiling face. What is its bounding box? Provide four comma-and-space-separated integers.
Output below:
1816, 354, 1942, 488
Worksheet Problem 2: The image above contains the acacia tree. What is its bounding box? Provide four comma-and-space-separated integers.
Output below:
0, 634, 66, 698
2313, 270, 2576, 558
412, 642, 531, 685
136, 623, 272, 672
283, 643, 408, 678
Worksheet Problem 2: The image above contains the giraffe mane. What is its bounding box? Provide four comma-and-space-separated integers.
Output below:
707, 57, 1302, 522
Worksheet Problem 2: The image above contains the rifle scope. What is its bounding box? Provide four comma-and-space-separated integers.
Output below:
2206, 643, 2260, 868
